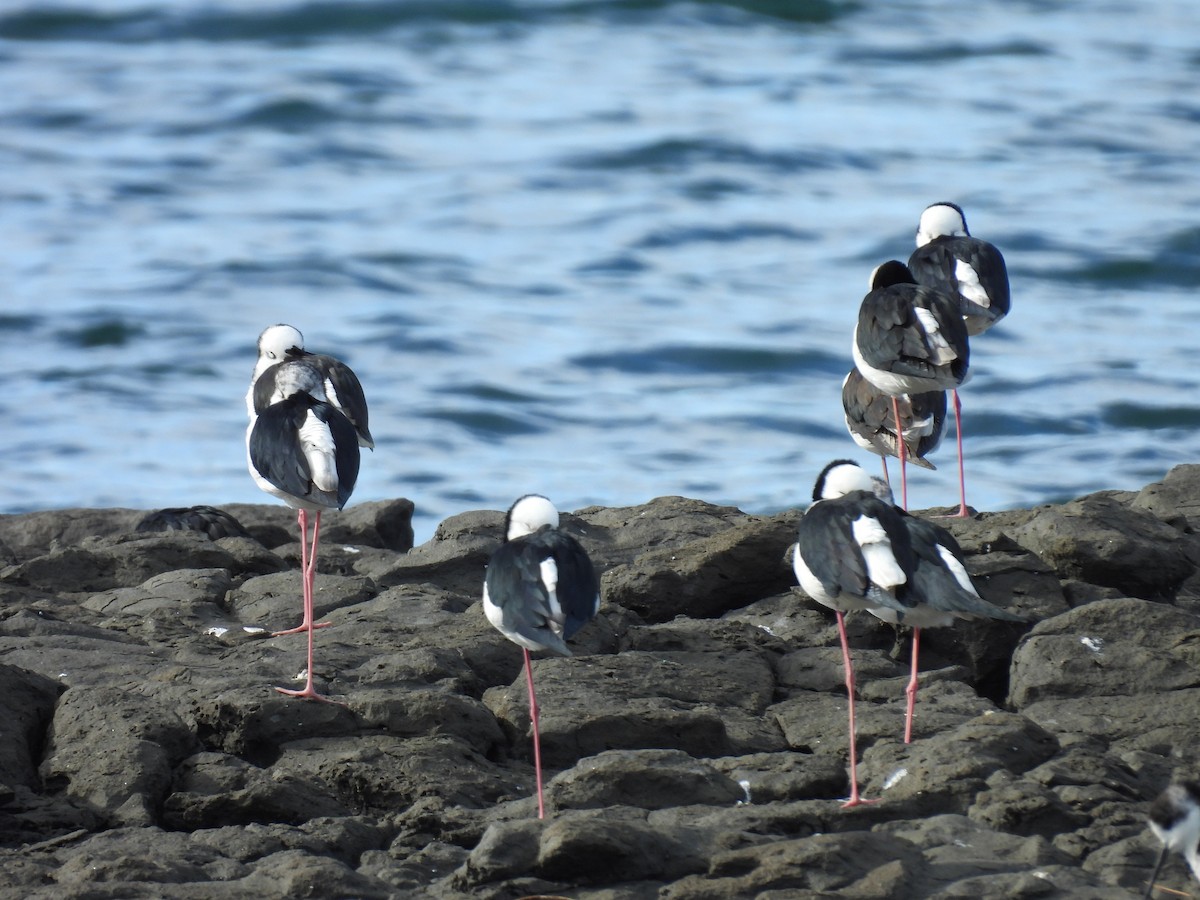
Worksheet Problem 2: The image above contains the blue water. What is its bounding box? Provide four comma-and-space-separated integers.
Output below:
3, 0, 1199, 545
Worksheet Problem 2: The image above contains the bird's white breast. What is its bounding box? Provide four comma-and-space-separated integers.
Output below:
791, 544, 831, 606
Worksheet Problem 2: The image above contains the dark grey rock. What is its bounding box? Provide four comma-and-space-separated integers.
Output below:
227, 571, 377, 631
0, 665, 61, 792
39, 686, 198, 827
600, 508, 802, 623
1008, 598, 1200, 707
1009, 492, 1194, 600
1, 474, 1199, 897
222, 498, 416, 553
662, 830, 924, 898
548, 749, 746, 811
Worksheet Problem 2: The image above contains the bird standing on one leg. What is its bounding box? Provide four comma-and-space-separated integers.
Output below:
908, 202, 1010, 517
852, 261, 969, 512
482, 494, 601, 819
246, 326, 367, 703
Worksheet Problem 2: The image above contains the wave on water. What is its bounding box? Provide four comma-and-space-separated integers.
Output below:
1038, 227, 1200, 288
632, 223, 813, 250
1102, 403, 1200, 432
571, 344, 847, 378
564, 137, 877, 175
0, 0, 855, 43
837, 38, 1050, 64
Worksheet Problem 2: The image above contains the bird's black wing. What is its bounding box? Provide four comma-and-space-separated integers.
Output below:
529, 529, 600, 640
311, 401, 361, 508
797, 495, 914, 614
485, 539, 572, 656
902, 513, 1027, 621
910, 237, 1010, 324
251, 362, 282, 415
310, 352, 373, 449
249, 394, 360, 508
249, 394, 316, 500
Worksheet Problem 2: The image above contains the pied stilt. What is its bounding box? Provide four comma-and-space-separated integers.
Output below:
842, 367, 946, 486
908, 202, 1009, 517
246, 327, 366, 703
793, 460, 1025, 804
1145, 781, 1200, 898
909, 202, 1010, 337
482, 494, 601, 819
852, 260, 969, 512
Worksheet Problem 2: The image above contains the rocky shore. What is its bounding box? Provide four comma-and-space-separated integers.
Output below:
3, 466, 1200, 898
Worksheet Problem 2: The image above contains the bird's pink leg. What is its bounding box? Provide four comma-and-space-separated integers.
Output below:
276, 511, 344, 705
892, 396, 909, 510
904, 627, 921, 744
837, 611, 879, 808
272, 508, 333, 636
524, 648, 546, 819
950, 389, 969, 517
880, 456, 890, 485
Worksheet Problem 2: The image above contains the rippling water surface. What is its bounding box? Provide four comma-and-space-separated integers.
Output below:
4, 0, 1199, 543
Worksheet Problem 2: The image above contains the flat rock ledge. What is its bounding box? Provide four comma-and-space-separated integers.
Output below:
3, 470, 1200, 898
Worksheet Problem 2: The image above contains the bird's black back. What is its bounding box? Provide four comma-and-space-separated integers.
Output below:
856, 282, 970, 383
901, 510, 1027, 622
287, 347, 373, 447
249, 392, 361, 509
908, 237, 1010, 321
842, 368, 946, 465
797, 491, 916, 604
486, 526, 600, 642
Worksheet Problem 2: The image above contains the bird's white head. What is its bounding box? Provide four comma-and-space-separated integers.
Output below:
813, 459, 894, 504
916, 202, 969, 247
257, 324, 304, 362
505, 494, 560, 540
253, 324, 305, 383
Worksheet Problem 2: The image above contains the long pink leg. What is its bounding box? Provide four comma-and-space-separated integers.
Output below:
837, 611, 879, 808
892, 396, 909, 510
272, 509, 333, 636
880, 456, 890, 485
524, 648, 546, 819
904, 627, 921, 744
951, 389, 969, 517
276, 512, 344, 705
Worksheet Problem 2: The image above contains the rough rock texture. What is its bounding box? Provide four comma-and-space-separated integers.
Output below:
3, 469, 1200, 897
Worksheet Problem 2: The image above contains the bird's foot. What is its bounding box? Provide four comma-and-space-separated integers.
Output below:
934, 505, 974, 519
270, 621, 332, 637
274, 684, 348, 707
840, 795, 882, 809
